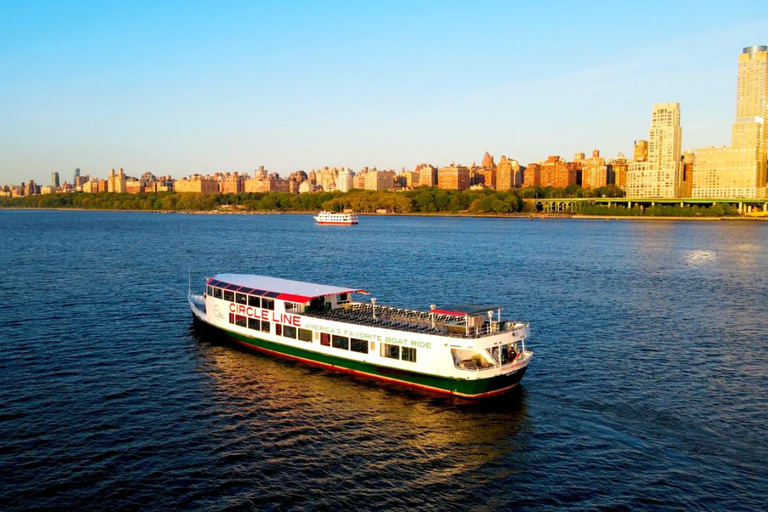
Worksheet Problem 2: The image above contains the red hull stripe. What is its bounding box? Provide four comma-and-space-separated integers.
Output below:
226, 336, 519, 399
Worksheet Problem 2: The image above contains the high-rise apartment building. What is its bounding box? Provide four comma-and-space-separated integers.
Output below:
627, 103, 683, 197
415, 164, 437, 187
337, 168, 354, 192
607, 153, 629, 189
581, 150, 608, 189
51, 172, 60, 188
437, 165, 470, 190
681, 150, 695, 197
633, 140, 648, 162
539, 156, 576, 188
495, 156, 519, 190
107, 168, 127, 193
693, 45, 768, 198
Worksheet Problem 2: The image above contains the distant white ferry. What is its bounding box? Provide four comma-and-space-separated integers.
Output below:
189, 274, 532, 398
314, 210, 359, 225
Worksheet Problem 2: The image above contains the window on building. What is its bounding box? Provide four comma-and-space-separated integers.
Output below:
283, 326, 296, 339
248, 295, 261, 307
298, 328, 312, 342
236, 293, 247, 305
320, 333, 330, 346
224, 291, 234, 302
248, 318, 260, 331
235, 315, 247, 328
401, 347, 417, 363
262, 298, 274, 311
261, 321, 270, 333
382, 344, 400, 359
213, 287, 223, 299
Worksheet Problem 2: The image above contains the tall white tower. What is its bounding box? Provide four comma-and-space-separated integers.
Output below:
627, 102, 683, 198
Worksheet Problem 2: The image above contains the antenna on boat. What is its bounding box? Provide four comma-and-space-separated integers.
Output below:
371, 298, 377, 320
430, 304, 436, 329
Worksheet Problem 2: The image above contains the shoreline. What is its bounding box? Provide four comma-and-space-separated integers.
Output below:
2, 206, 767, 221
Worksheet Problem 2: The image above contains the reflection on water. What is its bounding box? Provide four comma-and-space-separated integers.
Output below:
190, 323, 531, 496
684, 249, 716, 265
3, 211, 768, 511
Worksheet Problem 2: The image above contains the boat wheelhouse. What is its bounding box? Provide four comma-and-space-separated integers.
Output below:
189, 274, 532, 398
314, 211, 359, 225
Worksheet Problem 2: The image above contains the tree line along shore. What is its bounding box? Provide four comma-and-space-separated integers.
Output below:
0, 186, 746, 218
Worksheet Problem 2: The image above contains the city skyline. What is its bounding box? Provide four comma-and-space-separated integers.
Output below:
1, 1, 767, 185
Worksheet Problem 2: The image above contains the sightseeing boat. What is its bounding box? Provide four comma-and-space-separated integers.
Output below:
313, 210, 359, 225
189, 274, 532, 398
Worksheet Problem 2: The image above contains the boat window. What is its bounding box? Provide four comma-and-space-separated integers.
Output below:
339, 293, 349, 303
283, 326, 296, 339
298, 328, 312, 342
235, 315, 247, 328
229, 313, 235, 324
207, 286, 213, 296
264, 291, 280, 299
500, 344, 518, 365
260, 321, 270, 333
332, 335, 349, 350
382, 343, 400, 360
285, 302, 302, 313
248, 318, 260, 330
236, 293, 247, 305
213, 287, 223, 299
275, 324, 282, 336
401, 347, 417, 363
320, 333, 330, 346
350, 338, 368, 354
224, 290, 234, 302
451, 349, 486, 370
308, 297, 325, 312
248, 295, 261, 307
262, 298, 274, 311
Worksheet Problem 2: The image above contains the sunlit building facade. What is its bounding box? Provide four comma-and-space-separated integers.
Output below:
693, 45, 768, 198
627, 103, 682, 198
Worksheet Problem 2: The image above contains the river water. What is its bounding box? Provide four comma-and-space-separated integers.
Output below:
1, 210, 766, 511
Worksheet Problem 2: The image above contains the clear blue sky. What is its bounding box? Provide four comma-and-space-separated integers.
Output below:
1, 0, 766, 185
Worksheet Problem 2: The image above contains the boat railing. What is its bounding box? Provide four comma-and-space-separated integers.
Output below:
301, 303, 528, 339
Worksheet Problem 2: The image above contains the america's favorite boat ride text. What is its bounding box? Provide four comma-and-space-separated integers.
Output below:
189, 274, 532, 398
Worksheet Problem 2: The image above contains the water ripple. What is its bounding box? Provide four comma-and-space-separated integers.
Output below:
0, 211, 766, 511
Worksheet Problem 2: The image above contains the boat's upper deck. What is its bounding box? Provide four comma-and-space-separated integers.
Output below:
303, 302, 526, 339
